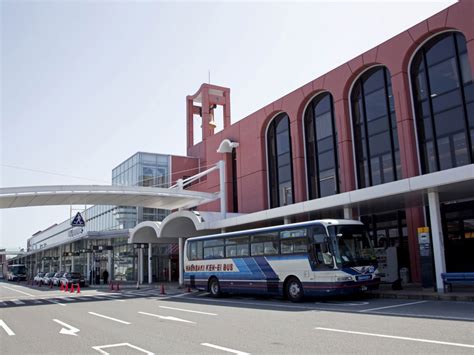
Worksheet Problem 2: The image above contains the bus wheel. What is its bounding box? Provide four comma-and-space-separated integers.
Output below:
286, 277, 304, 303
209, 278, 222, 298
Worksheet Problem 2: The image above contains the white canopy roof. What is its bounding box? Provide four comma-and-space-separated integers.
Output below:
0, 185, 219, 210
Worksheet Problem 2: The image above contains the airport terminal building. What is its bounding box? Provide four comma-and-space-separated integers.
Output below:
10, 0, 474, 291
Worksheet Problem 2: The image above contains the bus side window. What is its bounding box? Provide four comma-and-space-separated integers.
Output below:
189, 241, 203, 260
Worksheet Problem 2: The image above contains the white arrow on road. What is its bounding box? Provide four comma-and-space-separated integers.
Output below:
0, 320, 15, 336
53, 319, 80, 336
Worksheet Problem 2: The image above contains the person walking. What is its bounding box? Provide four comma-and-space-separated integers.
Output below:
102, 269, 109, 285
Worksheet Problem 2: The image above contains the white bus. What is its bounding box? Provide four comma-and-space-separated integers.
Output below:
184, 219, 380, 302
5, 264, 27, 281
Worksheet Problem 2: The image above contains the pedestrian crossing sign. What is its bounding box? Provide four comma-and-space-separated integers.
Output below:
71, 212, 85, 227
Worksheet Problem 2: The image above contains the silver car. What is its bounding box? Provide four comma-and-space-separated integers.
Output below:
34, 272, 45, 284
42, 272, 56, 285
52, 272, 65, 286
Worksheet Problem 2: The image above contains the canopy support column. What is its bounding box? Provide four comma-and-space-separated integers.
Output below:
428, 191, 446, 293
179, 238, 184, 287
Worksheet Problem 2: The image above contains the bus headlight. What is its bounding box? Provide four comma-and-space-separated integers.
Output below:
336, 276, 353, 281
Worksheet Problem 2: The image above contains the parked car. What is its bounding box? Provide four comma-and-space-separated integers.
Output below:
42, 272, 55, 285
59, 272, 85, 287
34, 272, 45, 284
52, 272, 64, 286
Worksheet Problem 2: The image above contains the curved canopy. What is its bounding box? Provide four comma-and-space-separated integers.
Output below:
0, 185, 218, 210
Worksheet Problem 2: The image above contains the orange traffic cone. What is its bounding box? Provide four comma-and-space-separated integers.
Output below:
65, 283, 69, 292
70, 283, 75, 293
160, 283, 166, 295
187, 286, 192, 293
50, 281, 53, 289
116, 282, 120, 291
60, 283, 64, 291
76, 284, 81, 294
110, 282, 114, 291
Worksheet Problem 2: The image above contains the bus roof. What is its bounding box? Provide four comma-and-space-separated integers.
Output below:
187, 219, 364, 241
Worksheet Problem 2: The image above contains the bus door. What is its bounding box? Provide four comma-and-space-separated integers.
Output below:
310, 226, 335, 270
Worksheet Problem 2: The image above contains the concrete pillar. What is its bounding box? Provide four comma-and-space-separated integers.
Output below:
428, 191, 446, 293
148, 243, 152, 284
59, 245, 62, 271
71, 244, 75, 272
344, 207, 352, 219
107, 239, 112, 281
139, 248, 143, 284
41, 251, 44, 272
179, 238, 184, 286
86, 246, 90, 282
168, 259, 172, 282
284, 217, 290, 224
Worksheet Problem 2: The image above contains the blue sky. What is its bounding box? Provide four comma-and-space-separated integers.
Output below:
1, 0, 457, 250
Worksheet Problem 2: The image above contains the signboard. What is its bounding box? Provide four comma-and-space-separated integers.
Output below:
62, 252, 80, 257
71, 212, 86, 227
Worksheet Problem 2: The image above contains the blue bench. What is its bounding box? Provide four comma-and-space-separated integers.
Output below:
441, 272, 474, 292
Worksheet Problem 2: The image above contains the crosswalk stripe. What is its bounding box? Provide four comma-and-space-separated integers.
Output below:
11, 299, 25, 305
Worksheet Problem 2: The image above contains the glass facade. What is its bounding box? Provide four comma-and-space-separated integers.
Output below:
112, 152, 171, 226
351, 66, 401, 188
304, 92, 339, 199
267, 113, 294, 208
411, 32, 474, 173
441, 201, 474, 272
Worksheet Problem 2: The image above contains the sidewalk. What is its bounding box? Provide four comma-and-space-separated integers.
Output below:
369, 283, 474, 302
90, 281, 474, 301
87, 281, 186, 295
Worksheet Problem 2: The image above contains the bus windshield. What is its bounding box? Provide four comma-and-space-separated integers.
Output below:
11, 265, 27, 275
328, 225, 376, 267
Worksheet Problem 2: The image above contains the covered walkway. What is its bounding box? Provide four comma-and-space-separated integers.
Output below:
0, 184, 218, 210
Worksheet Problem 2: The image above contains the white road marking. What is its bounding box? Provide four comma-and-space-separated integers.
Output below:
31, 299, 43, 304
11, 299, 25, 305
360, 300, 427, 312
315, 327, 474, 349
201, 343, 250, 355
46, 299, 66, 307
159, 305, 217, 316
315, 301, 370, 306
367, 311, 474, 321
115, 299, 126, 302
138, 311, 196, 324
92, 342, 154, 355
53, 319, 80, 336
88, 312, 131, 325
1, 285, 35, 297
0, 320, 15, 336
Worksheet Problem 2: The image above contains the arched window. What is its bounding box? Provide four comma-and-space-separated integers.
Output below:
304, 92, 339, 199
351, 66, 401, 188
267, 113, 294, 208
411, 32, 474, 173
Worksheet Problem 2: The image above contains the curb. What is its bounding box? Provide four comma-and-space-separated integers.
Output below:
369, 292, 474, 302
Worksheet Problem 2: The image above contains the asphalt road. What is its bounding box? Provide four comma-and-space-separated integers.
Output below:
1, 281, 473, 354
